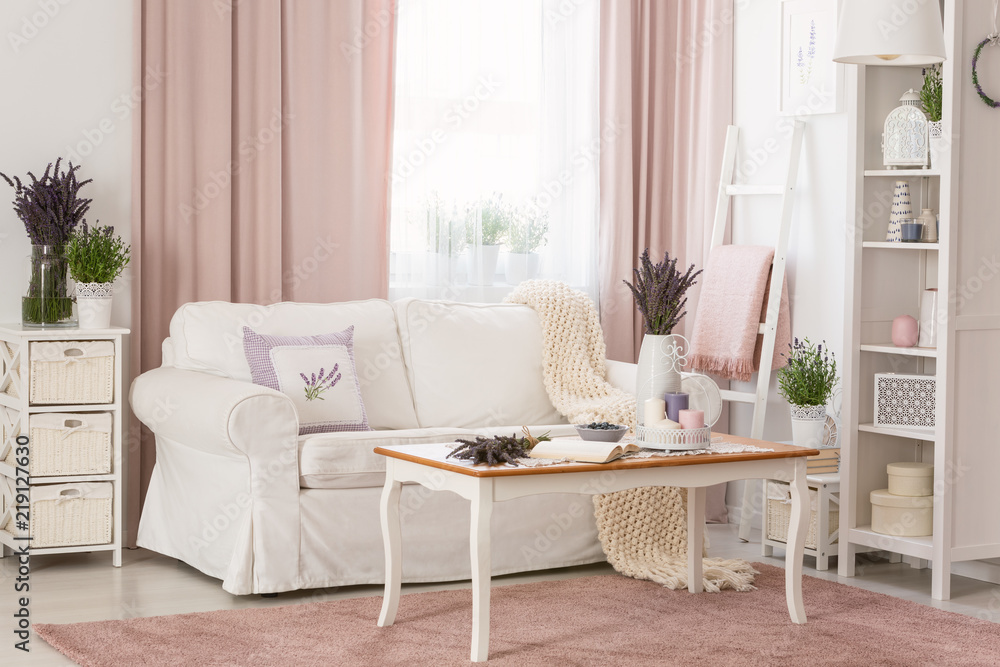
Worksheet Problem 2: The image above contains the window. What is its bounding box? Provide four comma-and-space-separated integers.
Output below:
388, 0, 600, 303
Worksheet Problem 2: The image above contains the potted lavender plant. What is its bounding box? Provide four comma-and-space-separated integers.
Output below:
623, 249, 702, 424
1, 159, 92, 328
777, 338, 839, 448
505, 207, 548, 285
65, 224, 130, 329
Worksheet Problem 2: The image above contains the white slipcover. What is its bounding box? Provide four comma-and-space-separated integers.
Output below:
133, 299, 618, 595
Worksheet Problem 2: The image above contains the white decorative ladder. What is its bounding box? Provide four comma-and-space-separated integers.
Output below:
707, 121, 805, 542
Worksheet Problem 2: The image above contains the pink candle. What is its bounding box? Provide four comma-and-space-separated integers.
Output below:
678, 409, 705, 430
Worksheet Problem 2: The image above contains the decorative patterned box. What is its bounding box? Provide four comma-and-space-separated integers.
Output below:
874, 373, 936, 429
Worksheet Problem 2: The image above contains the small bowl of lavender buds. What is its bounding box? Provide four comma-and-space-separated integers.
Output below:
574, 422, 629, 443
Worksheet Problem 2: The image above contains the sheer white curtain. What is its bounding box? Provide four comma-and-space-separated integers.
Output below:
388, 0, 600, 303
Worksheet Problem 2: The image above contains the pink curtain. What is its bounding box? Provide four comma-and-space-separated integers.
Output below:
128, 0, 397, 542
598, 0, 734, 363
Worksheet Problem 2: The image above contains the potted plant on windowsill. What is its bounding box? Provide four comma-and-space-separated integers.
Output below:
777, 337, 839, 449
1, 159, 92, 328
466, 193, 511, 286
65, 224, 131, 329
623, 249, 702, 425
505, 207, 548, 285
422, 192, 466, 287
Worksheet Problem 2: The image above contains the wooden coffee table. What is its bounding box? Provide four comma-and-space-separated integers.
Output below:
375, 435, 818, 662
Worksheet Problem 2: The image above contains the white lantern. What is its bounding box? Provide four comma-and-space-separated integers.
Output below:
882, 89, 929, 169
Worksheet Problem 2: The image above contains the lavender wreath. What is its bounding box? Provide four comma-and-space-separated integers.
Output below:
973, 37, 1000, 109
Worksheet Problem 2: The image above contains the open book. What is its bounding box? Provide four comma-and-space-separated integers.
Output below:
529, 439, 640, 464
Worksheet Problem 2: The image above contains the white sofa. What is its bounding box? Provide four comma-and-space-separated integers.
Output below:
131, 298, 640, 595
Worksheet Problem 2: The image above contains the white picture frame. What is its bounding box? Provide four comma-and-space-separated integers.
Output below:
779, 0, 843, 116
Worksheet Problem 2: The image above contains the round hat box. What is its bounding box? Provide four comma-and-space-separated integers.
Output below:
887, 461, 934, 497
870, 489, 933, 537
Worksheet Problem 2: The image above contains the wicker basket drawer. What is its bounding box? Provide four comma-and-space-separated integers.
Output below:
29, 341, 114, 405
766, 482, 838, 550
4, 482, 112, 548
4, 413, 112, 476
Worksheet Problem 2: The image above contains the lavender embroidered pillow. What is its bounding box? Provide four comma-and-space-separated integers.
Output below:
242, 326, 370, 435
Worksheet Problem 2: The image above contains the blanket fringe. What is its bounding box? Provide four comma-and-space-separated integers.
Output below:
609, 556, 759, 593
687, 353, 757, 383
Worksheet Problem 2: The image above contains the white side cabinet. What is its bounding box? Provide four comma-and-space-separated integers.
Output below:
0, 324, 129, 566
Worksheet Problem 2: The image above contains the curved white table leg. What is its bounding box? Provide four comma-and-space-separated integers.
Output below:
470, 480, 494, 663
687, 486, 706, 594
378, 461, 403, 627
786, 459, 809, 624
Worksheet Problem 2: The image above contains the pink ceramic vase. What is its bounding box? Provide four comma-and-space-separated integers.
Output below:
891, 315, 919, 347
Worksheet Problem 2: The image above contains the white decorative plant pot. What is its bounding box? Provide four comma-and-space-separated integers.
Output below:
635, 334, 687, 425
468, 245, 500, 286
928, 121, 947, 167
75, 282, 114, 330
504, 252, 540, 285
790, 404, 827, 449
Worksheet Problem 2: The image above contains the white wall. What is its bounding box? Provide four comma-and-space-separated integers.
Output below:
0, 0, 133, 327
726, 0, 849, 525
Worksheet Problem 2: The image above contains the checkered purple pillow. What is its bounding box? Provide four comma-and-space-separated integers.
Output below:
242, 326, 370, 435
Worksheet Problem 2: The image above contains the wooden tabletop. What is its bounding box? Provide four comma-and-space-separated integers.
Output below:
374, 433, 820, 478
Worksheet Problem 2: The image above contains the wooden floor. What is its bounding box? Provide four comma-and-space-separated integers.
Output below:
3, 523, 1000, 666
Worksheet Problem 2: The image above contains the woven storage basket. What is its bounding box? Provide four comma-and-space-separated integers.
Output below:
4, 413, 112, 476
3, 482, 112, 547
766, 481, 838, 550
29, 341, 114, 405
636, 425, 710, 450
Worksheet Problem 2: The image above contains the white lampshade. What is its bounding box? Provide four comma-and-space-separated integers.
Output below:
833, 0, 946, 66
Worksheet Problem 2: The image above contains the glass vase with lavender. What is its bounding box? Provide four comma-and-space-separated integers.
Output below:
1, 159, 92, 327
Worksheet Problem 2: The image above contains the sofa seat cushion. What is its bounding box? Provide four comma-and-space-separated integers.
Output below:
166, 300, 418, 431
394, 299, 566, 429
298, 428, 475, 489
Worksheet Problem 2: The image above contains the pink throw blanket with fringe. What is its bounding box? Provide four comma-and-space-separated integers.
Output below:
689, 246, 790, 382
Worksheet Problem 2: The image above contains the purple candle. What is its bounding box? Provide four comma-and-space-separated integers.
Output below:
664, 392, 689, 422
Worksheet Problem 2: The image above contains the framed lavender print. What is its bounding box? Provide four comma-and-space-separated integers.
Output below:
779, 0, 842, 116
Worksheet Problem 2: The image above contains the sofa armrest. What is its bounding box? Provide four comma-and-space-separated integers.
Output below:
131, 366, 303, 594
131, 366, 299, 459
605, 359, 637, 395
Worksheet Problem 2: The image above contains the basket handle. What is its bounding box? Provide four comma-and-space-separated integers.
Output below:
56, 487, 83, 503
60, 419, 88, 441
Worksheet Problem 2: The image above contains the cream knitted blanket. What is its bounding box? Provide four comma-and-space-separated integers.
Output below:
506, 280, 756, 592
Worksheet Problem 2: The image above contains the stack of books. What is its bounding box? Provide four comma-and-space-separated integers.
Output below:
807, 447, 840, 474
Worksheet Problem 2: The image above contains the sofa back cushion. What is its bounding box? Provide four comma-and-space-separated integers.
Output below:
394, 298, 565, 428
167, 300, 418, 430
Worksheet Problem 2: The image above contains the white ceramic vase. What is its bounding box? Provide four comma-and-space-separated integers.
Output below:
635, 334, 687, 425
504, 252, 540, 285
918, 288, 939, 348
790, 404, 827, 449
887, 180, 911, 243
76, 282, 114, 330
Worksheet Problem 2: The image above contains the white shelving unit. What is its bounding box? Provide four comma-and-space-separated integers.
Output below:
0, 324, 129, 566
839, 0, 1000, 600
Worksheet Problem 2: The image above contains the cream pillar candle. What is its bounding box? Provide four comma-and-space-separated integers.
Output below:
678, 409, 705, 429
643, 398, 666, 425
649, 418, 682, 430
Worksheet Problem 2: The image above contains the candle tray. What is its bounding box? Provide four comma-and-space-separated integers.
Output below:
636, 425, 711, 451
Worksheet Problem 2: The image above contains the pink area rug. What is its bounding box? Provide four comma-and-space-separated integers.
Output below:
35, 564, 1000, 666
